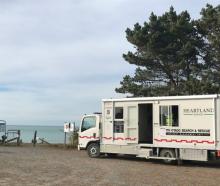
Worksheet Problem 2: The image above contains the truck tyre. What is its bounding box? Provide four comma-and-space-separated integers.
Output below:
87, 143, 100, 158
160, 149, 176, 164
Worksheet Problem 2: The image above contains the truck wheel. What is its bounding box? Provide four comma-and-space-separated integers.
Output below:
160, 149, 176, 164
87, 143, 100, 158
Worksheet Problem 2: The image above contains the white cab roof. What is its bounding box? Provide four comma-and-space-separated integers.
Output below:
102, 94, 218, 102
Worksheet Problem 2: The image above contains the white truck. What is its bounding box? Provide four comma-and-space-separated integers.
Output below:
78, 95, 220, 163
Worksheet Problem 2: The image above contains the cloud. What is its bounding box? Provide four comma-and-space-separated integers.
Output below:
0, 0, 219, 125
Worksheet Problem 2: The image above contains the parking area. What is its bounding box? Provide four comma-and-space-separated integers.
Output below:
0, 145, 220, 186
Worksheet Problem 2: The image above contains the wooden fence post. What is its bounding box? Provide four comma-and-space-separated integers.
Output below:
33, 130, 37, 147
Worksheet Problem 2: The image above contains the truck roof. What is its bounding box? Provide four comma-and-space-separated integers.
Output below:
102, 94, 219, 102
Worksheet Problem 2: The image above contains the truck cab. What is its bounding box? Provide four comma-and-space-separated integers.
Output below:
78, 113, 101, 155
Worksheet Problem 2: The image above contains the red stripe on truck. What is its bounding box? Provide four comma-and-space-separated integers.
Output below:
154, 138, 215, 144
102, 137, 112, 140
79, 136, 99, 139
79, 136, 214, 144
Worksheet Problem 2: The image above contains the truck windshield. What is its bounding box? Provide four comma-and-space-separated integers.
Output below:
81, 116, 96, 132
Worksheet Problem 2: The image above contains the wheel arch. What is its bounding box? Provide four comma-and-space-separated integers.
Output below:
159, 148, 178, 157
86, 140, 100, 150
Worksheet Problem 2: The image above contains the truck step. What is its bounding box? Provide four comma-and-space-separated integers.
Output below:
136, 148, 153, 158
148, 156, 177, 160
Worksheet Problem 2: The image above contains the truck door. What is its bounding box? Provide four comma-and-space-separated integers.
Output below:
78, 115, 99, 149
103, 102, 138, 145
126, 106, 138, 144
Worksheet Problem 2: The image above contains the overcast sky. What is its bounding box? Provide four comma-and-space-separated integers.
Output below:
0, 0, 219, 125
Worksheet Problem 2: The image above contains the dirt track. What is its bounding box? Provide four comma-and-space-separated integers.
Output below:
0, 145, 220, 186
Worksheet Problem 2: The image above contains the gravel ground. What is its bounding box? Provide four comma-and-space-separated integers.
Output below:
0, 145, 220, 186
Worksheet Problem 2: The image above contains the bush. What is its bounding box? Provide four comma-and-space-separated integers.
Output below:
68, 131, 78, 148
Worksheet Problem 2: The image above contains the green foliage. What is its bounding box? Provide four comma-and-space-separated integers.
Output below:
116, 5, 220, 96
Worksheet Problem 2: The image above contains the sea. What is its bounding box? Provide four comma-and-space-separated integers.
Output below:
5, 125, 70, 144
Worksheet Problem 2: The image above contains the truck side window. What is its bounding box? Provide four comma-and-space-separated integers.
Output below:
115, 107, 123, 119
81, 116, 96, 132
160, 105, 179, 127
114, 121, 124, 133
114, 107, 124, 133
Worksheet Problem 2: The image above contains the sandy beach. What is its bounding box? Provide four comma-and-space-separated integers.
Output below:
0, 145, 219, 186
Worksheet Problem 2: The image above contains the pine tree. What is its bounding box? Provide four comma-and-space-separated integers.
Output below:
116, 5, 220, 97
197, 4, 220, 92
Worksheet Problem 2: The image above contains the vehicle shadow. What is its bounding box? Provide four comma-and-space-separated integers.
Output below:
100, 154, 220, 168
178, 160, 220, 168
0, 151, 14, 154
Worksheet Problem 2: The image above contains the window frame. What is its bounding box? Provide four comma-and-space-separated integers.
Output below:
113, 107, 124, 133
113, 121, 124, 133
114, 107, 124, 120
159, 105, 179, 127
81, 116, 96, 132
